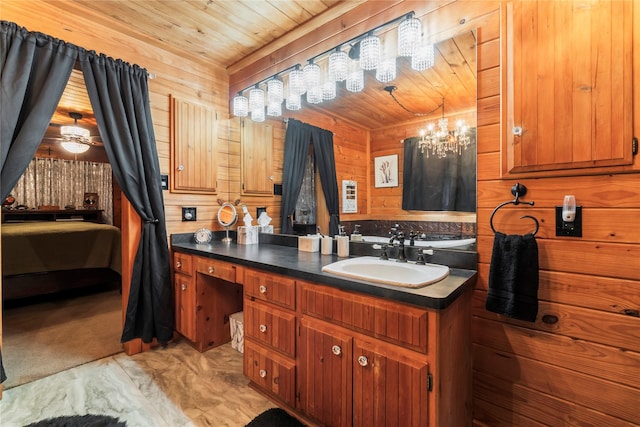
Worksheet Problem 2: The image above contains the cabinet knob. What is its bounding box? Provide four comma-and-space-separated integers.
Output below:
259, 369, 267, 378
178, 164, 185, 171
208, 266, 215, 274
181, 283, 187, 291
259, 324, 267, 333
176, 261, 182, 268
331, 345, 342, 356
512, 126, 523, 136
357, 356, 368, 367
259, 285, 267, 294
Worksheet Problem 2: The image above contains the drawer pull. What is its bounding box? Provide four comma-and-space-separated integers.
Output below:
259, 324, 267, 333
259, 285, 267, 294
331, 345, 342, 356
181, 283, 187, 291
208, 266, 215, 274
357, 356, 368, 367
176, 261, 182, 268
259, 369, 267, 378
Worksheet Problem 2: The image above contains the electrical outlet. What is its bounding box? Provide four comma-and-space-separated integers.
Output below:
182, 207, 197, 221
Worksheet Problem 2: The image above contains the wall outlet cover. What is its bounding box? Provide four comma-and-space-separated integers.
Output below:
182, 206, 197, 221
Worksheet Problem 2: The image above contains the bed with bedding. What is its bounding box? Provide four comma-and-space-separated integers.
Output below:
1, 220, 121, 300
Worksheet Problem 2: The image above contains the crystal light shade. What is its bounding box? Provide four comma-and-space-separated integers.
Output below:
322, 80, 336, 100
412, 43, 435, 71
328, 49, 348, 82
303, 62, 321, 92
61, 141, 90, 154
249, 86, 265, 111
233, 94, 248, 117
306, 86, 323, 104
267, 102, 282, 117
359, 35, 380, 70
346, 65, 364, 92
288, 67, 305, 96
60, 125, 90, 142
251, 107, 265, 122
397, 15, 422, 57
376, 57, 396, 83
267, 79, 284, 104
285, 94, 301, 111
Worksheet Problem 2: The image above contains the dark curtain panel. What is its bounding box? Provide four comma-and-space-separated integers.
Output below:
0, 20, 78, 384
311, 127, 340, 237
402, 131, 476, 212
0, 21, 77, 200
280, 119, 312, 234
79, 52, 173, 344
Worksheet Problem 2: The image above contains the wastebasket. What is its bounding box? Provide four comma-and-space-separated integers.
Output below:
230, 311, 244, 353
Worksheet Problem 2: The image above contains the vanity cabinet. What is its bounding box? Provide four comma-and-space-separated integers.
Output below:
172, 252, 243, 352
241, 118, 273, 196
503, 0, 634, 176
170, 95, 218, 193
244, 268, 297, 406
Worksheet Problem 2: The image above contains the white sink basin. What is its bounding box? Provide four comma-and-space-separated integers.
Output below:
321, 256, 449, 288
360, 236, 476, 248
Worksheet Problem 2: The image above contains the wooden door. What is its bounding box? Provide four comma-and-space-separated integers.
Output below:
298, 318, 353, 427
504, 0, 634, 176
353, 339, 429, 427
241, 118, 273, 195
170, 96, 218, 193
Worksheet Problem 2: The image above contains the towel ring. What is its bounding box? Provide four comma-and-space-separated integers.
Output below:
490, 183, 538, 236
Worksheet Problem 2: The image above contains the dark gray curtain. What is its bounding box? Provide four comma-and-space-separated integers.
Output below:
79, 52, 173, 344
0, 20, 79, 384
311, 126, 340, 237
402, 130, 476, 212
280, 119, 312, 234
1, 21, 77, 200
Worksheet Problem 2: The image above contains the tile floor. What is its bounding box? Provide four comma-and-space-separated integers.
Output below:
1, 340, 276, 427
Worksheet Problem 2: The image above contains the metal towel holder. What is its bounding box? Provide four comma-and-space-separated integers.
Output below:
489, 183, 539, 236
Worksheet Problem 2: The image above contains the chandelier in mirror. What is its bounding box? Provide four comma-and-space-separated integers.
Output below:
232, 12, 436, 122
60, 112, 91, 154
418, 98, 471, 158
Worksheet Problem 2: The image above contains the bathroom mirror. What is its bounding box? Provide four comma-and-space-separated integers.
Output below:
217, 202, 237, 243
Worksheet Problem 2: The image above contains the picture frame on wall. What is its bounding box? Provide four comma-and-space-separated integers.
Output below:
374, 154, 398, 188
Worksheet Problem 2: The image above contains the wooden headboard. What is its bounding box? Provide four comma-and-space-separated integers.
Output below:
1, 209, 104, 223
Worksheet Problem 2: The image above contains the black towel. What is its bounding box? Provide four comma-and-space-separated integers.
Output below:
486, 232, 539, 322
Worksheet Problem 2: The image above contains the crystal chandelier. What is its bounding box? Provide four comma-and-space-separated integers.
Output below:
60, 112, 91, 153
397, 14, 421, 57
418, 98, 471, 158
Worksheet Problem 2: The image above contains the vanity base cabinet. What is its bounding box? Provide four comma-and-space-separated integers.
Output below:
244, 340, 296, 407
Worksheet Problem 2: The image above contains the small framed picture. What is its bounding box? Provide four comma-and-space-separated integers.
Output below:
374, 154, 398, 188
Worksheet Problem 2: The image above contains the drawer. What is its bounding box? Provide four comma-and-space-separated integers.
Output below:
174, 252, 193, 276
195, 257, 236, 283
245, 299, 296, 357
244, 269, 295, 310
244, 340, 296, 407
299, 281, 429, 354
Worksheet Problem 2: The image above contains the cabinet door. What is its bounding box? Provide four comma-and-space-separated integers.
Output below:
244, 340, 296, 406
170, 96, 218, 193
504, 0, 634, 175
241, 118, 273, 195
298, 318, 353, 427
353, 339, 429, 427
174, 273, 196, 342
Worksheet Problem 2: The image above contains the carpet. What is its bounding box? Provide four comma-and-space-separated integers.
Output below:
246, 408, 306, 427
24, 414, 126, 426
2, 288, 123, 389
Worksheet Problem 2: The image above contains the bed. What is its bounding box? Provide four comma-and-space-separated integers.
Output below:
2, 220, 121, 301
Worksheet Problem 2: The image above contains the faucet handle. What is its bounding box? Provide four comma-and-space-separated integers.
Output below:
373, 243, 389, 260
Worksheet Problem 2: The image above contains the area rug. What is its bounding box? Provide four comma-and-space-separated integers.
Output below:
24, 414, 126, 427
246, 407, 306, 427
2, 288, 123, 389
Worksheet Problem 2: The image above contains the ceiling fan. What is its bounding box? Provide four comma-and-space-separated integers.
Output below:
44, 112, 102, 153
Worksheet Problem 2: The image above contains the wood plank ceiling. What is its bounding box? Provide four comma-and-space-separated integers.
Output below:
44, 0, 475, 143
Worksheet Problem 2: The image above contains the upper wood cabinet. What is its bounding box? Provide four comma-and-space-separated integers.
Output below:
170, 96, 218, 193
241, 118, 273, 196
503, 0, 634, 176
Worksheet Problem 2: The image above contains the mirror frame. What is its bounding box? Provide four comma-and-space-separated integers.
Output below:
217, 202, 238, 227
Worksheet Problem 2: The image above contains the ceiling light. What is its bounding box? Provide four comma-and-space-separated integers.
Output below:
359, 34, 380, 70
418, 98, 471, 158
328, 48, 348, 82
267, 78, 283, 104
60, 112, 92, 153
233, 93, 248, 117
249, 85, 265, 111
303, 61, 321, 92
61, 141, 90, 154
412, 43, 435, 71
288, 66, 305, 96
285, 94, 301, 111
346, 60, 364, 92
251, 107, 265, 122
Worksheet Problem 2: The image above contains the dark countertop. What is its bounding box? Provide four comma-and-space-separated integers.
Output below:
171, 233, 477, 310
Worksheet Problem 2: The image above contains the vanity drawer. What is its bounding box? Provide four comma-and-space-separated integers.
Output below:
298, 281, 429, 354
174, 252, 193, 276
195, 257, 236, 283
245, 299, 296, 357
244, 340, 296, 407
244, 269, 295, 310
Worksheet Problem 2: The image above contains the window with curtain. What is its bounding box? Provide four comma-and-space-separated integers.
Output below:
9, 158, 114, 224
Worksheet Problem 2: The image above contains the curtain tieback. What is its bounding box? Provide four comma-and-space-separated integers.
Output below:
145, 218, 159, 224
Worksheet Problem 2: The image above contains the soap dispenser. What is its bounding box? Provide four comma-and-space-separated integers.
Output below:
350, 224, 362, 242
336, 225, 349, 257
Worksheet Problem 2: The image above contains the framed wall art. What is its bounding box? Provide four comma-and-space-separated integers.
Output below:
374, 154, 398, 188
